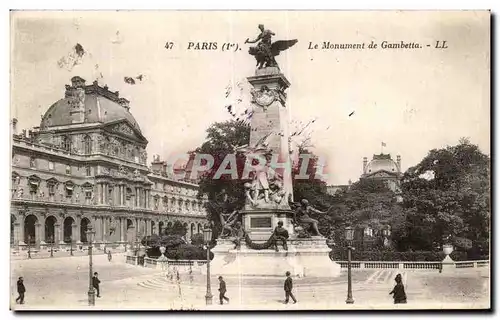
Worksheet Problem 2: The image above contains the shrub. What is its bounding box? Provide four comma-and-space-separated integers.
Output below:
191, 233, 204, 246
329, 248, 470, 261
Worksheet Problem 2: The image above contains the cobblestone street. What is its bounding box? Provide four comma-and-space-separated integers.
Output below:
10, 255, 490, 310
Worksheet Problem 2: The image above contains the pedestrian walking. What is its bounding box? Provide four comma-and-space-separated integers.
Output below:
92, 272, 101, 298
218, 276, 230, 305
283, 271, 297, 304
107, 250, 112, 262
15, 277, 25, 304
389, 273, 407, 304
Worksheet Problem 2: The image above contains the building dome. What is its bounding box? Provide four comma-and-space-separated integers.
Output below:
40, 76, 141, 132
364, 154, 400, 175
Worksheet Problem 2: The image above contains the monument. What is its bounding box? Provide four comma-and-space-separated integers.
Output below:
209, 25, 341, 278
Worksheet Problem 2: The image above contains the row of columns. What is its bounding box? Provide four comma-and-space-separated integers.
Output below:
96, 182, 151, 208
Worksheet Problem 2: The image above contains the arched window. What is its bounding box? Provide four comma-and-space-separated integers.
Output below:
84, 135, 92, 154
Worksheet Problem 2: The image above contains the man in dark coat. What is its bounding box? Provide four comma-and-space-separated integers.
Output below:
284, 271, 297, 304
92, 272, 101, 298
15, 277, 25, 304
218, 276, 230, 305
272, 221, 289, 252
389, 273, 407, 304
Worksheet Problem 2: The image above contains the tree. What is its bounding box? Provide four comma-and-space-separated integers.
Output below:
190, 233, 204, 246
400, 139, 490, 251
165, 221, 187, 237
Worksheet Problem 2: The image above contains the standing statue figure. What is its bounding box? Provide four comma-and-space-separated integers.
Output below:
245, 24, 298, 70
292, 199, 331, 237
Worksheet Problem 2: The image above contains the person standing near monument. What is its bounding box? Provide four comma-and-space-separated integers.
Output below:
15, 277, 26, 304
218, 276, 230, 305
389, 273, 407, 304
92, 272, 101, 298
283, 271, 297, 304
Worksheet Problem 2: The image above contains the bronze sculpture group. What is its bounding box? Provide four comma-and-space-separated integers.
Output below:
245, 24, 298, 70
218, 197, 331, 251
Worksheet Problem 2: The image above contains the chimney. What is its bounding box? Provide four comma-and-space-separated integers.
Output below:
151, 155, 166, 174
363, 157, 368, 174
118, 98, 130, 111
67, 77, 86, 124
12, 118, 17, 135
396, 155, 401, 172
70, 76, 86, 88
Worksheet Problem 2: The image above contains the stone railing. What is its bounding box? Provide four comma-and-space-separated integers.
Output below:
336, 260, 489, 270
127, 255, 207, 268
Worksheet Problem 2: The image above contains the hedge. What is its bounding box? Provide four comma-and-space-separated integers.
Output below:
146, 244, 214, 260
328, 249, 486, 262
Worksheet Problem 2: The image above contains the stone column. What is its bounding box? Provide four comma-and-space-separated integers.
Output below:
39, 220, 46, 245
58, 222, 64, 245
102, 217, 108, 243
76, 216, 82, 244
54, 223, 60, 244
135, 218, 140, 239
94, 216, 102, 242
120, 186, 124, 206
13, 222, 21, 247
35, 223, 42, 247
103, 183, 107, 205
97, 183, 102, 204
71, 223, 78, 246
120, 217, 126, 242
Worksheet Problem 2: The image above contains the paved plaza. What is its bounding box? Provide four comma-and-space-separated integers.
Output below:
10, 254, 490, 310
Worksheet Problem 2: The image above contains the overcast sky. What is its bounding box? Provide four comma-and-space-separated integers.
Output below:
10, 11, 490, 185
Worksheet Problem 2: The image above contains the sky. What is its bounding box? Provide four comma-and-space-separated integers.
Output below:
10, 10, 490, 185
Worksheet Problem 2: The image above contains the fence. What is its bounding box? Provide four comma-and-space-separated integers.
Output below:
337, 260, 489, 270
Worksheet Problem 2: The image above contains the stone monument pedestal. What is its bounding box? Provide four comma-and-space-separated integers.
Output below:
209, 237, 341, 278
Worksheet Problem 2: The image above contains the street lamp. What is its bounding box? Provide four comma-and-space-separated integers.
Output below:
345, 226, 355, 304
203, 227, 213, 305
86, 226, 96, 306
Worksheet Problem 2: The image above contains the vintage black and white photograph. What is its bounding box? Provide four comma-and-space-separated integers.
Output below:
8, 10, 490, 310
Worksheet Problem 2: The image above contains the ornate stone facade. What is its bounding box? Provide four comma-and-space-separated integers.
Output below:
10, 77, 208, 249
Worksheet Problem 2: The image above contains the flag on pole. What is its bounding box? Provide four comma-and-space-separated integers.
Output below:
381, 142, 387, 147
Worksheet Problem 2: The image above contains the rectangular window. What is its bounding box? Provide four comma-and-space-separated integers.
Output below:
48, 161, 54, 171
86, 166, 91, 176
66, 188, 73, 198
85, 191, 92, 199
48, 184, 55, 195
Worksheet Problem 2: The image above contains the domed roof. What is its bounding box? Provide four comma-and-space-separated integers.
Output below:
40, 77, 141, 132
365, 154, 399, 174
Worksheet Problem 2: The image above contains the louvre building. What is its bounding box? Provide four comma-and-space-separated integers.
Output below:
10, 76, 208, 250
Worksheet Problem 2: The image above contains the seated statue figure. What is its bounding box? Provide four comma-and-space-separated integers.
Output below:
230, 221, 246, 250
292, 199, 330, 237
219, 210, 240, 238
271, 221, 289, 252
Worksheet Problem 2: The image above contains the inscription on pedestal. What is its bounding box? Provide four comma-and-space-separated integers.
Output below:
250, 217, 272, 228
